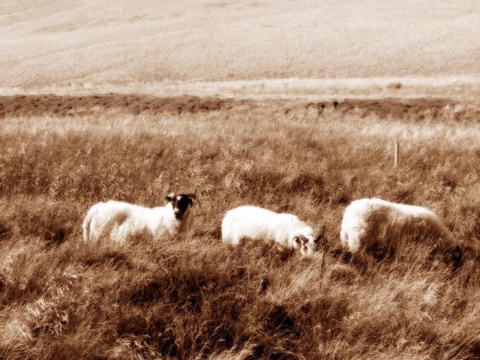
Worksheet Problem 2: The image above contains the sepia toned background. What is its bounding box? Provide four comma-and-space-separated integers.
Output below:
1, 1, 480, 359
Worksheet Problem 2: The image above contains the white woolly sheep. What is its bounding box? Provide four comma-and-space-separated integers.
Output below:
82, 193, 195, 244
340, 198, 463, 267
221, 205, 319, 257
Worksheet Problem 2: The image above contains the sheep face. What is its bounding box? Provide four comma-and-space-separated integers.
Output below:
166, 193, 195, 220
293, 234, 317, 257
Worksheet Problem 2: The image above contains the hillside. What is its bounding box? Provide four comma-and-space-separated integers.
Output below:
1, 0, 480, 88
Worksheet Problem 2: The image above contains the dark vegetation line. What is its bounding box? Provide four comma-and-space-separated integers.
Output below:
0, 94, 479, 121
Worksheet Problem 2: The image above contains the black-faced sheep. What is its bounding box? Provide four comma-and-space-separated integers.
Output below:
82, 193, 195, 243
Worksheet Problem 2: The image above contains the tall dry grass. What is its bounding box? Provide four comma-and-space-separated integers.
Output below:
0, 96, 480, 359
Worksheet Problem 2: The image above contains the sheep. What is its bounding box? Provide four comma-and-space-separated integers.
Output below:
340, 198, 463, 268
221, 205, 319, 257
82, 193, 195, 244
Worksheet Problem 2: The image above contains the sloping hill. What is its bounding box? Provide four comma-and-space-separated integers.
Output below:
1, 0, 479, 87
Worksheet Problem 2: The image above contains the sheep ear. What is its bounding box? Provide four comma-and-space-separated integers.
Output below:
166, 193, 175, 202
187, 193, 196, 206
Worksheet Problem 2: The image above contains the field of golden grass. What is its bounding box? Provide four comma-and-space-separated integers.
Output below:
2, 0, 480, 358
0, 95, 480, 359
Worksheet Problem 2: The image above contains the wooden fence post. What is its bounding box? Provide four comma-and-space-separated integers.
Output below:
394, 142, 399, 167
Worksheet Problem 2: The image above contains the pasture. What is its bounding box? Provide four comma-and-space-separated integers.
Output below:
2, 0, 480, 358
1, 94, 480, 359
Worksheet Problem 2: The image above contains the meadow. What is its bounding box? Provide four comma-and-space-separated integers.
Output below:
0, 94, 480, 359
2, 0, 480, 358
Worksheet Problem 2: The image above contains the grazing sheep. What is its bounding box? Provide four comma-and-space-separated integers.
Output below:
83, 193, 195, 243
221, 205, 319, 257
340, 198, 463, 267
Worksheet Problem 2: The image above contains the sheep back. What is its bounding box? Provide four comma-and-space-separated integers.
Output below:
221, 205, 314, 250
340, 198, 457, 254
82, 200, 181, 243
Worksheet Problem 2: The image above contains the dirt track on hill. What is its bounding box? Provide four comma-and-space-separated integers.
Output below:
0, 94, 478, 122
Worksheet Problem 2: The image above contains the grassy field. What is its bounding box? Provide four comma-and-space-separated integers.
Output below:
0, 95, 480, 359
2, 0, 480, 358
